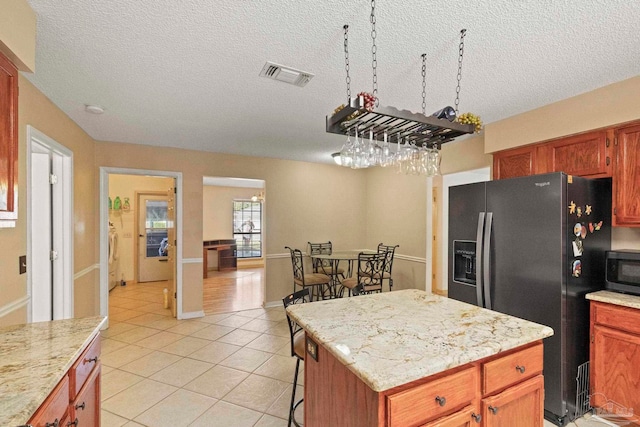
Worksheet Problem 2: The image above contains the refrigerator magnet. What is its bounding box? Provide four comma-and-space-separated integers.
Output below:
572, 260, 582, 277
594, 220, 603, 231
573, 223, 582, 237
572, 239, 584, 257
585, 205, 592, 215
568, 201, 576, 214
576, 207, 582, 218
589, 223, 595, 233
581, 225, 587, 239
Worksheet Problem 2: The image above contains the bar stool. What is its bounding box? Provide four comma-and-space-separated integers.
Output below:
283, 288, 311, 427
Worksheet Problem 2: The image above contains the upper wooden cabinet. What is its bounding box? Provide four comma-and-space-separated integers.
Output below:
492, 129, 611, 180
0, 51, 19, 221
539, 130, 611, 178
613, 124, 640, 227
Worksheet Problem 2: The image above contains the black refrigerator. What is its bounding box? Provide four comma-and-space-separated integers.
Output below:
447, 172, 611, 426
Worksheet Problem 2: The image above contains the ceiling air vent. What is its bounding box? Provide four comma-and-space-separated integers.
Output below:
259, 61, 314, 87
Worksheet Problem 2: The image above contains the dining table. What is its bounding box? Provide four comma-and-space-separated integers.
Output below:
309, 249, 376, 298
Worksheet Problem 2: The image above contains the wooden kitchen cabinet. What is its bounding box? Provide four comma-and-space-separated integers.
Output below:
481, 375, 544, 427
27, 334, 101, 427
0, 50, 19, 221
538, 130, 611, 178
612, 124, 640, 227
590, 301, 640, 423
492, 145, 538, 180
422, 405, 482, 426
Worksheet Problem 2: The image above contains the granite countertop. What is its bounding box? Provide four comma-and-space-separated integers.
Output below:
0, 316, 106, 426
586, 290, 640, 309
286, 289, 553, 392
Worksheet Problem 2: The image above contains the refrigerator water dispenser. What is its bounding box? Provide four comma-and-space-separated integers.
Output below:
453, 240, 476, 285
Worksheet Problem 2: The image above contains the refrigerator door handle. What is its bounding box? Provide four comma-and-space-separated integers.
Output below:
475, 212, 485, 307
483, 212, 493, 310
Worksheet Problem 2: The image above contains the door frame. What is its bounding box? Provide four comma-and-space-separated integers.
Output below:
99, 168, 183, 323
135, 191, 171, 283
26, 126, 74, 322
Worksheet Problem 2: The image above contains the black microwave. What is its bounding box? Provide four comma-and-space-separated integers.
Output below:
605, 250, 640, 296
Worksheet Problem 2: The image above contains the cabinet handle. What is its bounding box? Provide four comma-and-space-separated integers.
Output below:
488, 405, 499, 415
84, 356, 98, 364
515, 365, 526, 373
75, 401, 86, 410
606, 156, 610, 166
45, 419, 59, 427
435, 395, 447, 407
471, 412, 482, 423
66, 418, 78, 427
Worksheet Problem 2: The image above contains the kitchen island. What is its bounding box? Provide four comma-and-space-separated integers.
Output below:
0, 316, 106, 426
286, 289, 553, 427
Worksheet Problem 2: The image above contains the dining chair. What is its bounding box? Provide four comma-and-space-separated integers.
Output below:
308, 241, 345, 279
378, 243, 399, 291
340, 252, 386, 296
285, 246, 331, 300
282, 288, 311, 427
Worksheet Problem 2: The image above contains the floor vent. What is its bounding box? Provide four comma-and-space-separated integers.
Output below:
259, 61, 314, 87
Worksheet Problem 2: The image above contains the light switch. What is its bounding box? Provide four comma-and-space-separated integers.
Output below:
19, 255, 26, 274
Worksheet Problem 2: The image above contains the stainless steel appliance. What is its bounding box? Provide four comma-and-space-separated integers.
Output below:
448, 172, 611, 426
605, 249, 640, 296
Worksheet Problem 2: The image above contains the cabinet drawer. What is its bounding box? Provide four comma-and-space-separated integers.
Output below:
71, 363, 101, 427
70, 334, 101, 396
482, 343, 542, 396
387, 366, 477, 427
422, 404, 481, 427
28, 375, 69, 427
592, 301, 640, 335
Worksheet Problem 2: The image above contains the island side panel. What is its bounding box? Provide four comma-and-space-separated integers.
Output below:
305, 335, 383, 427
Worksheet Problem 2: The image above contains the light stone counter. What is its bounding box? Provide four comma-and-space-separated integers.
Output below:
0, 316, 106, 426
586, 290, 640, 310
286, 289, 553, 392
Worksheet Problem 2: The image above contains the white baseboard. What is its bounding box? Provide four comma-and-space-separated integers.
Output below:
264, 300, 282, 309
180, 310, 204, 320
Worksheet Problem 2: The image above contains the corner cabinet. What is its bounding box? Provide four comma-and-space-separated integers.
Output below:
0, 51, 19, 221
27, 334, 101, 427
590, 301, 640, 424
612, 124, 640, 226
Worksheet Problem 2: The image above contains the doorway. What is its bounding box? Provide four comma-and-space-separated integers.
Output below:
202, 176, 266, 314
100, 168, 183, 324
27, 126, 73, 322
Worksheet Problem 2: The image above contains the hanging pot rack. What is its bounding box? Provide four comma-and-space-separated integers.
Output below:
326, 96, 475, 148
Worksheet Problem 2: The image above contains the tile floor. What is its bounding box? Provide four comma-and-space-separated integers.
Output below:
104, 281, 619, 427
103, 281, 299, 426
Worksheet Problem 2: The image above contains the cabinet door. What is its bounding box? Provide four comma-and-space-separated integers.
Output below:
591, 324, 640, 423
492, 145, 537, 180
0, 51, 19, 220
70, 363, 101, 427
542, 130, 611, 177
613, 124, 640, 226
422, 405, 482, 427
28, 375, 70, 427
482, 375, 544, 427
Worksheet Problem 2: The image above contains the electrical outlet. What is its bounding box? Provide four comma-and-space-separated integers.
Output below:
123, 232, 132, 238
19, 255, 26, 274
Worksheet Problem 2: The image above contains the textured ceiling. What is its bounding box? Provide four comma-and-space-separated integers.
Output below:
25, 0, 640, 164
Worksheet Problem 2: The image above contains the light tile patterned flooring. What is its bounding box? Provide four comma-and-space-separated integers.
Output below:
103, 281, 299, 426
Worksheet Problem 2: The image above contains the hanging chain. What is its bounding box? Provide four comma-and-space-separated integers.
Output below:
370, 0, 378, 107
344, 25, 351, 104
454, 29, 466, 115
421, 53, 427, 115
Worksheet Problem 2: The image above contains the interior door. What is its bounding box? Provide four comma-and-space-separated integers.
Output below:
166, 187, 177, 317
137, 193, 171, 282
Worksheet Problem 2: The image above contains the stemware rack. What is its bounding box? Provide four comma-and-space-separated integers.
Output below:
326, 96, 475, 148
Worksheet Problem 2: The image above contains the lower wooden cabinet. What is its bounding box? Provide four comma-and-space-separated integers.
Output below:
422, 405, 482, 427
590, 301, 640, 424
481, 375, 544, 427
27, 334, 101, 427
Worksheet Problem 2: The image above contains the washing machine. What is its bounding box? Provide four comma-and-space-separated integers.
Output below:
108, 223, 119, 291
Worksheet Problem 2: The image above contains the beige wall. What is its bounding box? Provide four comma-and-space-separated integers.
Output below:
0, 0, 36, 72
108, 174, 174, 282
203, 185, 256, 240
484, 76, 640, 153
0, 76, 98, 326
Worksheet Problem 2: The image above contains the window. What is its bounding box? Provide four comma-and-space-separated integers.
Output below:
145, 199, 168, 258
233, 200, 262, 258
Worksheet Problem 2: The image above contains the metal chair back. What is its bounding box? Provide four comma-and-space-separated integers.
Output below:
285, 246, 305, 283
282, 288, 311, 358
356, 252, 386, 293
308, 241, 333, 272
377, 243, 399, 275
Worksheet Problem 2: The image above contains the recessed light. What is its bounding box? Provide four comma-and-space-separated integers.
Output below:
85, 104, 105, 114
